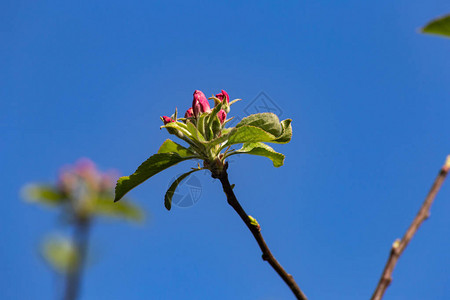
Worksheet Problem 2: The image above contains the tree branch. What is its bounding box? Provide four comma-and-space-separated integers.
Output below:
64, 218, 90, 300
371, 155, 450, 300
217, 168, 308, 300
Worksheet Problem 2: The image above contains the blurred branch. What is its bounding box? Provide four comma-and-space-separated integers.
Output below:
371, 155, 450, 300
216, 165, 308, 300
23, 158, 144, 300
64, 218, 91, 300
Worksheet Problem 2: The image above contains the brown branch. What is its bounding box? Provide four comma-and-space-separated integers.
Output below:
371, 155, 450, 300
216, 167, 308, 300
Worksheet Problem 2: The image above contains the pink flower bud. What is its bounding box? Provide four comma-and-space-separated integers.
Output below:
162, 116, 175, 124
184, 107, 194, 118
58, 158, 102, 193
192, 90, 211, 117
215, 90, 229, 103
217, 110, 226, 124
74, 158, 97, 175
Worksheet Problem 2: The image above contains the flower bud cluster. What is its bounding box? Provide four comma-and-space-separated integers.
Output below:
162, 89, 231, 127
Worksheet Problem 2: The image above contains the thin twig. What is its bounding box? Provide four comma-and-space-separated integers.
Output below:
64, 218, 90, 300
371, 155, 450, 300
217, 167, 308, 300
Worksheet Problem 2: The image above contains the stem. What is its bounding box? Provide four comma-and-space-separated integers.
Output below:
64, 218, 91, 300
217, 168, 308, 300
371, 155, 450, 300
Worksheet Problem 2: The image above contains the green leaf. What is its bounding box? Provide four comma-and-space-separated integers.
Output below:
164, 168, 202, 210
211, 115, 222, 139
221, 127, 233, 135
206, 125, 279, 150
94, 195, 144, 222
208, 100, 225, 119
236, 113, 283, 137
161, 123, 206, 155
41, 236, 78, 274
162, 121, 193, 138
22, 184, 66, 206
273, 119, 293, 144
115, 153, 195, 202
186, 121, 205, 142
226, 125, 277, 145
227, 142, 285, 167
173, 107, 178, 120
422, 14, 450, 38
204, 102, 225, 140
158, 139, 196, 157
197, 113, 208, 138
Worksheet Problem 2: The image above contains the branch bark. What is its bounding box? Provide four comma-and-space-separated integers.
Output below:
217, 167, 308, 300
371, 155, 450, 300
64, 218, 90, 300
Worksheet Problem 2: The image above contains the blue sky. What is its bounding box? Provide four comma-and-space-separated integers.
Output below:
2, 1, 450, 299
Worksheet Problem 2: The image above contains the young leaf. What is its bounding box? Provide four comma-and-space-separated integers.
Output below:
211, 115, 222, 139
161, 123, 206, 155
115, 153, 195, 202
236, 113, 283, 137
226, 142, 285, 167
22, 184, 66, 206
272, 119, 293, 144
162, 122, 193, 138
186, 121, 205, 142
197, 113, 208, 138
229, 98, 242, 106
208, 100, 224, 120
421, 15, 450, 38
94, 195, 144, 222
164, 168, 202, 210
248, 215, 260, 227
158, 139, 196, 157
226, 125, 277, 145
204, 102, 225, 140
41, 236, 78, 274
206, 125, 277, 150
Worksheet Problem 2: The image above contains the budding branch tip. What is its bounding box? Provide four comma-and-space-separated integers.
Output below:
392, 239, 401, 249
443, 155, 450, 172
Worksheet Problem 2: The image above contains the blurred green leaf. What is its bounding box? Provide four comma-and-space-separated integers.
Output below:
115, 153, 196, 202
94, 196, 144, 222
164, 168, 202, 210
41, 236, 78, 274
227, 142, 285, 167
422, 14, 450, 38
236, 113, 283, 137
22, 184, 66, 206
